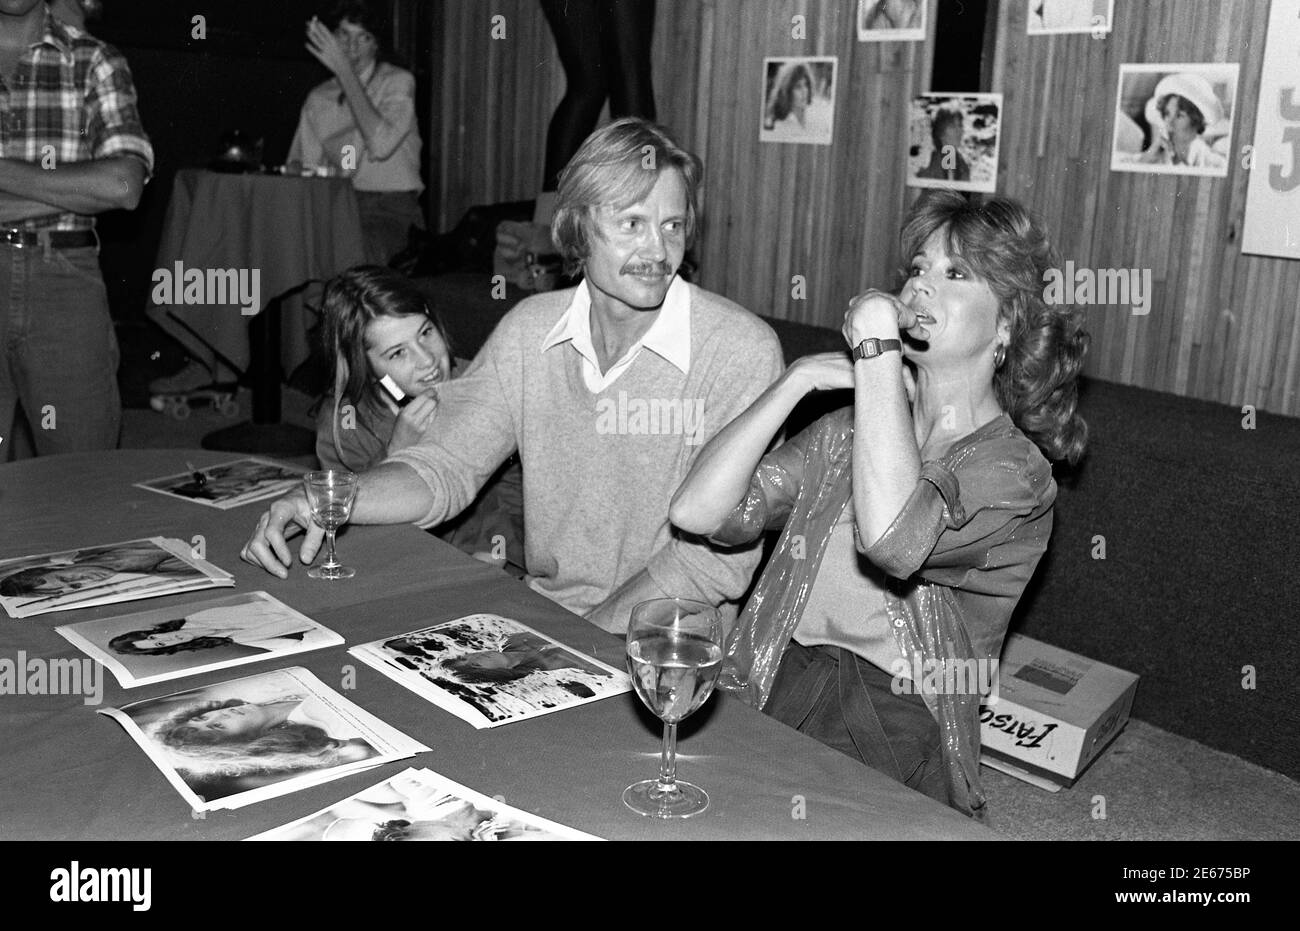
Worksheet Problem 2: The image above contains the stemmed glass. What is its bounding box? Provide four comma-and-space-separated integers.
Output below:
303, 470, 358, 580
623, 597, 723, 819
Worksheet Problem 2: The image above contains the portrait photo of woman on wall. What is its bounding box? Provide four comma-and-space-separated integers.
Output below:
1111, 63, 1238, 178
760, 57, 837, 146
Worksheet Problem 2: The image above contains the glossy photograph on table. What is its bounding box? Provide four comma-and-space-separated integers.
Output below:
56, 591, 344, 688
348, 613, 630, 729
134, 457, 305, 510
97, 666, 428, 812
0, 537, 234, 619
249, 766, 600, 841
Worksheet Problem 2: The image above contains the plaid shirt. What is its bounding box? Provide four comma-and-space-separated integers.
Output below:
0, 9, 154, 231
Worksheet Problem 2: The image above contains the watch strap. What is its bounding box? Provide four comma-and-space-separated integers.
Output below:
852, 338, 902, 361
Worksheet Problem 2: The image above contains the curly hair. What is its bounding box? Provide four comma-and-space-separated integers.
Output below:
108, 619, 232, 656
900, 190, 1089, 464
154, 699, 346, 778
552, 117, 704, 277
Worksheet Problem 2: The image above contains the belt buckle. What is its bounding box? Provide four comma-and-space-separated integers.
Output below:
1, 229, 27, 248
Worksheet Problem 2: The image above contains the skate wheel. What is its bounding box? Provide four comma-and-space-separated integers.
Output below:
149, 396, 167, 413
217, 397, 239, 417
171, 400, 192, 421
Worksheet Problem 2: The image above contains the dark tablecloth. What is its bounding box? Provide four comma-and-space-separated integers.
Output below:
0, 450, 992, 841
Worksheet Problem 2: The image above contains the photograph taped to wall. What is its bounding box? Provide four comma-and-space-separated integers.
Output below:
907, 93, 1003, 193
1026, 0, 1113, 35
760, 57, 837, 146
1111, 62, 1239, 178
857, 0, 926, 41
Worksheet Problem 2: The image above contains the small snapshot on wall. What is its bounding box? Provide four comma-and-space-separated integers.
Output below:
1111, 63, 1239, 178
760, 57, 837, 146
907, 93, 1002, 194
1027, 0, 1114, 35
857, 0, 926, 41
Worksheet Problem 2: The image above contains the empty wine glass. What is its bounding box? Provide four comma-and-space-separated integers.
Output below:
304, 470, 358, 580
623, 597, 723, 819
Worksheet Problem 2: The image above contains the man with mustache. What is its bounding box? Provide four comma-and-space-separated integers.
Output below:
243, 118, 783, 633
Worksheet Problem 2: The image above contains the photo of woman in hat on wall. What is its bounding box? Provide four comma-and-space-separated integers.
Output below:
1112, 64, 1238, 177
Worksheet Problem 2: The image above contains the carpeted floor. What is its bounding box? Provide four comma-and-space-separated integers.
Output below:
983, 719, 1300, 840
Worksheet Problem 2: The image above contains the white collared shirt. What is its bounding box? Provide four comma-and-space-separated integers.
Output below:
540, 276, 692, 392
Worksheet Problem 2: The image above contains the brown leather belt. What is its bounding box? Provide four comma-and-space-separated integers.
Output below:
0, 228, 97, 249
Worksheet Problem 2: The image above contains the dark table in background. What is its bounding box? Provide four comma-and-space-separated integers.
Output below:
0, 450, 992, 841
148, 170, 366, 453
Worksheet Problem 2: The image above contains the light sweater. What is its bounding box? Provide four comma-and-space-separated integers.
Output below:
388, 281, 785, 618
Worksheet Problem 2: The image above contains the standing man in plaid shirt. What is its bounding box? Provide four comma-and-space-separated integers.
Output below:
0, 0, 153, 458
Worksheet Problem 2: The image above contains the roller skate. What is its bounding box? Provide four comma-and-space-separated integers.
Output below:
148, 360, 240, 420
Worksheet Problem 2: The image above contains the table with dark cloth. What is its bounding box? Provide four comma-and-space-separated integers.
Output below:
146, 169, 366, 380
0, 450, 993, 841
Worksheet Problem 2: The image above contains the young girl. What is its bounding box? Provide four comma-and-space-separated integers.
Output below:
316, 265, 524, 566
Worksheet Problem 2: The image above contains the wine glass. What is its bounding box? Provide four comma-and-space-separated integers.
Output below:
304, 470, 358, 580
623, 597, 723, 819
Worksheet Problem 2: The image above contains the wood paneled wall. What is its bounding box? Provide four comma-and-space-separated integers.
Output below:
423, 0, 1298, 416
992, 0, 1298, 415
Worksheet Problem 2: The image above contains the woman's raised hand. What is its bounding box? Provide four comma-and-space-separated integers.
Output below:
388, 393, 439, 453
843, 288, 925, 347
305, 17, 352, 78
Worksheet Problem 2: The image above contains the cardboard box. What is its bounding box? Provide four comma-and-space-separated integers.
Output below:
979, 634, 1139, 788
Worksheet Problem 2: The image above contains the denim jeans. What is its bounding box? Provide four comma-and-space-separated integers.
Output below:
0, 243, 121, 458
764, 640, 952, 809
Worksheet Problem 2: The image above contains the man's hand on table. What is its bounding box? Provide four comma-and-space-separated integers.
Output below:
241, 490, 324, 578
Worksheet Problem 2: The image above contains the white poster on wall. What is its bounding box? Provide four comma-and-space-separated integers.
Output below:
1243, 0, 1300, 260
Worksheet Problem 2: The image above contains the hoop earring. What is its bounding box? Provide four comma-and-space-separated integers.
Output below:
993, 344, 1006, 369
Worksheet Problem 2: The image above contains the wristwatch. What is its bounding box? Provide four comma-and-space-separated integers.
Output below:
852, 337, 902, 361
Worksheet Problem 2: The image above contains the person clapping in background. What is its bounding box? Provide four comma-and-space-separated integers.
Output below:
289, 1, 424, 264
